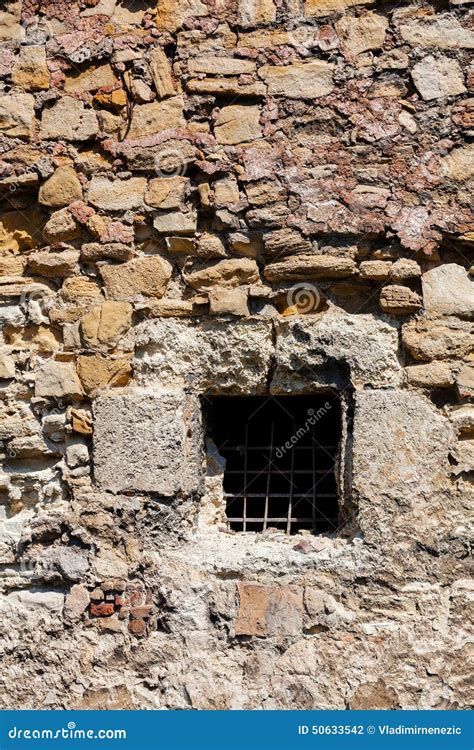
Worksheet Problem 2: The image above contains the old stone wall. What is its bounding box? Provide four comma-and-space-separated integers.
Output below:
0, 0, 472, 710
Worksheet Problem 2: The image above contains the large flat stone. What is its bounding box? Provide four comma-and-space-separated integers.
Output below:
402, 318, 474, 361
100, 256, 172, 301
93, 390, 203, 496
399, 15, 474, 49
412, 56, 465, 101
264, 255, 356, 282
134, 318, 274, 393
422, 264, 473, 318
156, 0, 208, 31
260, 61, 334, 99
12, 46, 50, 91
238, 0, 277, 26
40, 97, 99, 141
304, 0, 374, 17
441, 145, 474, 182
235, 583, 303, 637
272, 311, 403, 391
352, 390, 453, 539
88, 177, 147, 211
127, 97, 185, 138
0, 93, 35, 139
335, 12, 388, 56
214, 105, 262, 145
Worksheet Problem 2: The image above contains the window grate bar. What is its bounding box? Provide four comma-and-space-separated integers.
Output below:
243, 422, 248, 532
224, 493, 338, 498
263, 421, 274, 532
227, 517, 338, 523
221, 445, 337, 452
287, 421, 296, 535
225, 469, 332, 475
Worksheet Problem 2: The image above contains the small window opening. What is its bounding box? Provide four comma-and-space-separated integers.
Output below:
205, 396, 341, 535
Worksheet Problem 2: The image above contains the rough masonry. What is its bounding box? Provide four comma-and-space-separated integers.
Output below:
0, 0, 472, 710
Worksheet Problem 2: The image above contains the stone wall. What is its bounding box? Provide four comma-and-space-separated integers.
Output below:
0, 0, 472, 709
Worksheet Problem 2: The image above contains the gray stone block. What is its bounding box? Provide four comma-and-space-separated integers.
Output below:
352, 389, 453, 540
93, 389, 203, 496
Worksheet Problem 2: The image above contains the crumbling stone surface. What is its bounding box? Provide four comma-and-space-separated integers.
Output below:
135, 318, 274, 392
273, 311, 403, 390
0, 0, 472, 712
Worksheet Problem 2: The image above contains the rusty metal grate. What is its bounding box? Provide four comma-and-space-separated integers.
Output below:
205, 396, 341, 535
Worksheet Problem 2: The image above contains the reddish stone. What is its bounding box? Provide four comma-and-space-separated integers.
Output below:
130, 605, 152, 619
128, 619, 146, 636
235, 582, 303, 638
129, 590, 145, 606
90, 602, 114, 617
68, 200, 95, 225
97, 615, 122, 633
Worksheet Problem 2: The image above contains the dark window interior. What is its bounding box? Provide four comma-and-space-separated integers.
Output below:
205, 395, 341, 535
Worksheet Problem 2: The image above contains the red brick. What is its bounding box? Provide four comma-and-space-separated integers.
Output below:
90, 602, 114, 617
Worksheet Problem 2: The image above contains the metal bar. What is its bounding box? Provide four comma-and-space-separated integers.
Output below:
263, 421, 274, 531
243, 422, 248, 532
224, 469, 331, 475
221, 445, 337, 452
287, 421, 296, 534
227, 517, 327, 523
224, 493, 338, 498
